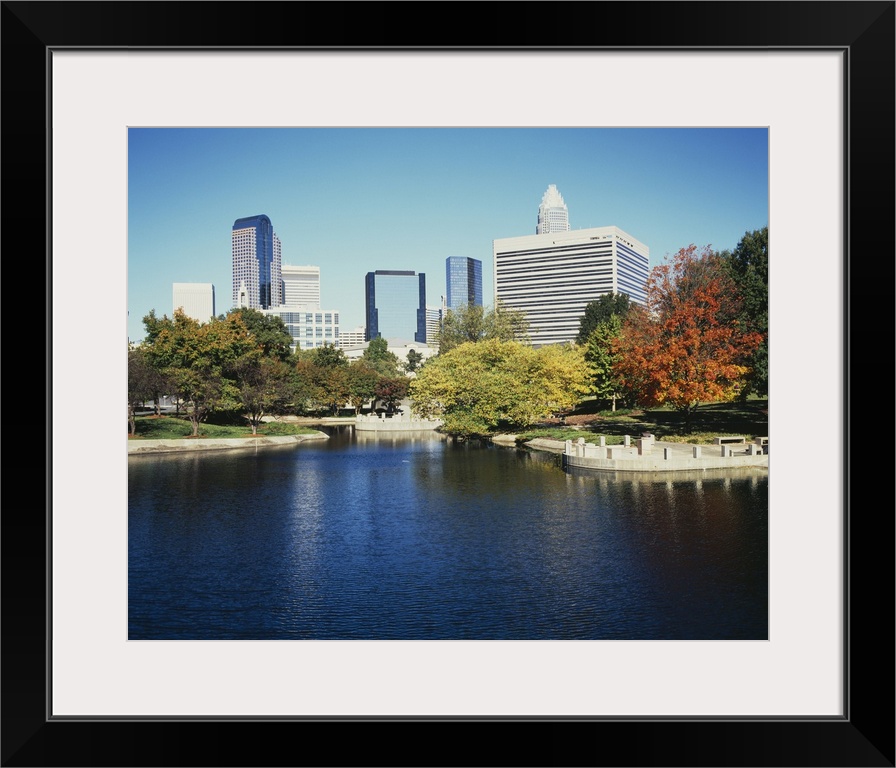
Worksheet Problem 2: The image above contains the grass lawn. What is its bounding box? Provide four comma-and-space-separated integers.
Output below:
514, 397, 768, 446
129, 415, 321, 440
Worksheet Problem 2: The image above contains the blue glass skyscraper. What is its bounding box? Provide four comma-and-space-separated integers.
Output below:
365, 270, 426, 343
445, 256, 483, 311
232, 214, 282, 310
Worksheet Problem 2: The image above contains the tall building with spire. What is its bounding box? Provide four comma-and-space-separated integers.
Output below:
536, 184, 570, 234
231, 214, 282, 310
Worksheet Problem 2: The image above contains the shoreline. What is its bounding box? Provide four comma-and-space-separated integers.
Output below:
127, 426, 768, 475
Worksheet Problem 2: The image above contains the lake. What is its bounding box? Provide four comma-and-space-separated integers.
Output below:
128, 427, 768, 640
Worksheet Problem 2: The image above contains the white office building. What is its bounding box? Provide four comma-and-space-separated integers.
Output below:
172, 282, 215, 323
493, 226, 649, 347
337, 326, 367, 348
536, 184, 570, 234
281, 264, 321, 308
261, 307, 340, 351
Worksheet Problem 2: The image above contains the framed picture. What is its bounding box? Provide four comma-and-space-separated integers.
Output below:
9, 2, 893, 765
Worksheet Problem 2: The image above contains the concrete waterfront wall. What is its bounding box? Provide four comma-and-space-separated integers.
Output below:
354, 413, 443, 432
562, 436, 768, 473
127, 432, 329, 455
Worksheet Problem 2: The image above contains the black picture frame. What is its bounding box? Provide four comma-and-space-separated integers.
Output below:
5, 2, 893, 765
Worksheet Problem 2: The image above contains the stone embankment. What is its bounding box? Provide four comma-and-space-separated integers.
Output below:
491, 433, 768, 473
127, 432, 329, 455
354, 412, 443, 432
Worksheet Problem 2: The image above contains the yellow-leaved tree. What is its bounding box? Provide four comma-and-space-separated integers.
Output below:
409, 338, 590, 437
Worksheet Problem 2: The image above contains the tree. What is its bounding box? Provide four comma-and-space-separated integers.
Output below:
404, 348, 424, 373
231, 353, 295, 434
721, 227, 768, 397
437, 302, 530, 353
575, 292, 631, 345
409, 338, 590, 437
612, 245, 764, 427
583, 314, 625, 411
144, 310, 256, 436
309, 342, 348, 369
226, 307, 294, 361
127, 345, 168, 434
345, 363, 380, 414
360, 336, 402, 377
375, 376, 409, 412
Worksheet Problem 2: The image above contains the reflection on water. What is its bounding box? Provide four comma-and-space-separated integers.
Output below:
129, 427, 768, 640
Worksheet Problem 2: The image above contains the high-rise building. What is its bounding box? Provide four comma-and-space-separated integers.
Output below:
172, 283, 215, 323
232, 214, 282, 310
425, 306, 442, 346
364, 270, 427, 343
281, 264, 320, 308
493, 226, 649, 347
261, 307, 339, 351
445, 256, 483, 311
536, 184, 570, 234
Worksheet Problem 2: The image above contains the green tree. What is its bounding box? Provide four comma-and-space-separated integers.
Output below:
345, 363, 380, 414
409, 339, 589, 437
144, 310, 256, 436
404, 348, 424, 373
575, 292, 631, 345
583, 314, 625, 411
231, 354, 295, 434
721, 227, 768, 397
127, 344, 169, 434
437, 302, 529, 353
360, 336, 402, 377
309, 342, 349, 369
227, 307, 294, 360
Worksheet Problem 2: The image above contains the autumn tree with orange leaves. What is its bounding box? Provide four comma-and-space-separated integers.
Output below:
612, 245, 764, 426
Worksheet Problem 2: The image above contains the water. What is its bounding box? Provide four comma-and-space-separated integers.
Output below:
128, 427, 768, 640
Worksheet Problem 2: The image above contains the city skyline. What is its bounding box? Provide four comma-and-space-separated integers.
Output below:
128, 128, 769, 343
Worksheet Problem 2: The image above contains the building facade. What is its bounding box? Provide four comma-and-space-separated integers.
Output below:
536, 184, 570, 234
425, 306, 442, 346
261, 307, 340, 351
336, 326, 367, 348
364, 270, 427, 343
445, 256, 483, 312
281, 264, 321, 308
493, 226, 649, 347
232, 214, 282, 310
172, 282, 215, 323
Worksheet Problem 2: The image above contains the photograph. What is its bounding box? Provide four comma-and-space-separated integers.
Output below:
126, 127, 771, 643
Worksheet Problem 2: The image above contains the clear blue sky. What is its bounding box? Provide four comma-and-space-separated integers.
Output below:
128, 127, 768, 343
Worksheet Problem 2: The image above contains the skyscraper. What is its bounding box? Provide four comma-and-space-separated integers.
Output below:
364, 270, 427, 343
232, 215, 282, 310
494, 226, 649, 347
172, 283, 215, 323
536, 184, 570, 234
281, 264, 321, 307
445, 256, 483, 311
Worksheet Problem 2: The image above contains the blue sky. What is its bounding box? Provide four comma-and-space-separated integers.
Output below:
128, 127, 768, 343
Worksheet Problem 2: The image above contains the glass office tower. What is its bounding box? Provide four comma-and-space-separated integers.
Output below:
364, 270, 427, 343
445, 256, 483, 311
232, 214, 282, 310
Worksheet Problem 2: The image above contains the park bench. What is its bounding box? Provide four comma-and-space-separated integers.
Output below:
754, 437, 769, 446
713, 436, 746, 445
